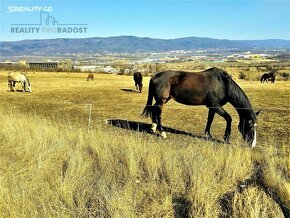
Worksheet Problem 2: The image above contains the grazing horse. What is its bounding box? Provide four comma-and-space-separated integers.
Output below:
260, 72, 276, 83
8, 72, 32, 92
87, 73, 94, 81
142, 67, 260, 147
133, 72, 143, 93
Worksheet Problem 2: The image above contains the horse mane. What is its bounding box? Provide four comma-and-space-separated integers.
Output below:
22, 73, 30, 86
205, 68, 255, 119
221, 69, 255, 120
227, 77, 251, 108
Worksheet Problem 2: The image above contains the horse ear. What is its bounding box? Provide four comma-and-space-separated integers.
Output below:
256, 110, 261, 116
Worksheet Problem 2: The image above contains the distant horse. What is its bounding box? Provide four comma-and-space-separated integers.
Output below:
260, 72, 276, 83
133, 72, 143, 93
8, 72, 32, 92
142, 67, 260, 147
87, 73, 94, 81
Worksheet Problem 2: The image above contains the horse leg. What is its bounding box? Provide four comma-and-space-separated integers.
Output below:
12, 81, 16, 92
8, 81, 12, 91
151, 97, 171, 137
24, 81, 28, 92
150, 99, 168, 138
150, 106, 158, 134
156, 96, 170, 138
21, 82, 26, 92
155, 104, 167, 138
205, 108, 216, 139
213, 106, 232, 143
150, 102, 164, 134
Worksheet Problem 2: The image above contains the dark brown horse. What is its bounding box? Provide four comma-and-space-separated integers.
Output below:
87, 73, 94, 81
142, 67, 260, 147
260, 72, 276, 83
133, 72, 143, 93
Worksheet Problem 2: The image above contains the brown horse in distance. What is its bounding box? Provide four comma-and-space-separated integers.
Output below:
87, 73, 94, 81
133, 72, 143, 93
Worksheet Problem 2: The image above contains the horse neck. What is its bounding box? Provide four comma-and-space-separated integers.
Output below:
227, 79, 254, 120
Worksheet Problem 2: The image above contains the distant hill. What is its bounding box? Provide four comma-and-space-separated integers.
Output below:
1, 36, 289, 56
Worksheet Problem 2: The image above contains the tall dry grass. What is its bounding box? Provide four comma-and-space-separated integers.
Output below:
0, 70, 289, 217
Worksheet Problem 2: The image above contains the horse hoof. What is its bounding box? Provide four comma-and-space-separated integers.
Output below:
160, 132, 167, 139
150, 129, 156, 134
151, 123, 157, 133
224, 138, 230, 144
205, 133, 213, 140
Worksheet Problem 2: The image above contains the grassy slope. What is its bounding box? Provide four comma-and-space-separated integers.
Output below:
0, 71, 289, 217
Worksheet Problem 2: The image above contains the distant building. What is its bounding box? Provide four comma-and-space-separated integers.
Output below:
0, 61, 13, 67
26, 59, 72, 71
28, 62, 58, 69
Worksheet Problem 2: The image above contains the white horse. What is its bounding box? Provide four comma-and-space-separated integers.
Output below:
8, 72, 32, 92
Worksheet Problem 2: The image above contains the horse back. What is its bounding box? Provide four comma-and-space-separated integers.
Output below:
8, 72, 26, 82
151, 69, 227, 105
133, 72, 142, 82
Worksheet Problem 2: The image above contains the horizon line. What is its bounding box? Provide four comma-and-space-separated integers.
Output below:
1, 35, 290, 43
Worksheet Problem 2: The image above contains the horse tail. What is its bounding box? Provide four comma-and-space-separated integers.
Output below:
142, 79, 154, 118
7, 74, 12, 88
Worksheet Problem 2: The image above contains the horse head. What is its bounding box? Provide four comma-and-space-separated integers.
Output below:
27, 84, 32, 92
238, 110, 261, 147
23, 74, 32, 92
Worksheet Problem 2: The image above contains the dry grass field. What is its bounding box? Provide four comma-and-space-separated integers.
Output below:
0, 70, 289, 217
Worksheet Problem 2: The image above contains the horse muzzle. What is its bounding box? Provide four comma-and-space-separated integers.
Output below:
245, 130, 257, 148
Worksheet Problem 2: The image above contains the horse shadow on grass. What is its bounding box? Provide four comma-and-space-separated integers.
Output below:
120, 88, 139, 93
172, 195, 192, 218
105, 119, 224, 144
7, 90, 28, 93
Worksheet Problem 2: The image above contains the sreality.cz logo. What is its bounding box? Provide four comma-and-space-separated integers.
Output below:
7, 6, 88, 35
7, 6, 53, 13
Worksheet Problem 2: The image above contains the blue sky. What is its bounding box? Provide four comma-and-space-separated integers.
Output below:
1, 0, 289, 41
